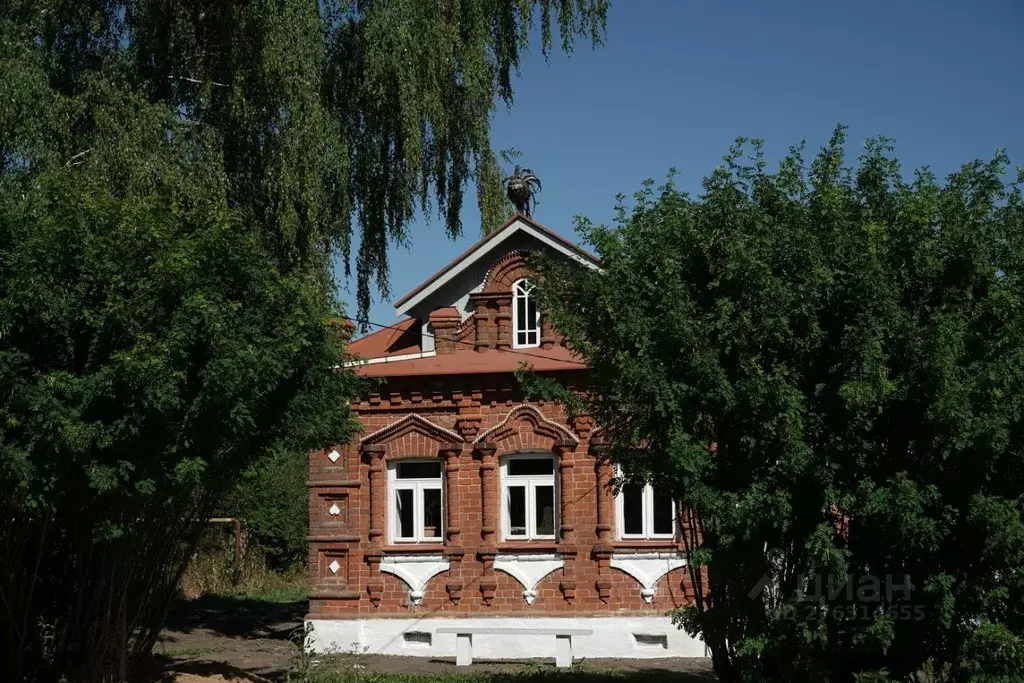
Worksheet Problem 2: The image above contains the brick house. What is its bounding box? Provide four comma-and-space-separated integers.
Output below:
306, 214, 705, 660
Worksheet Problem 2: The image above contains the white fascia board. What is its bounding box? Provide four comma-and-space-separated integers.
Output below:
393, 220, 601, 318
341, 350, 437, 368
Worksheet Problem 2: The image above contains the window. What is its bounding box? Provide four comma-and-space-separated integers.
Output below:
513, 278, 540, 348
388, 460, 443, 543
616, 478, 677, 540
501, 454, 556, 540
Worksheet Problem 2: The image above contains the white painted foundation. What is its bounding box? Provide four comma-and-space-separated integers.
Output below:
306, 616, 706, 660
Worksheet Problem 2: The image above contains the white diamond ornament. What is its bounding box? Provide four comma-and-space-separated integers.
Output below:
328, 560, 341, 574
328, 449, 341, 463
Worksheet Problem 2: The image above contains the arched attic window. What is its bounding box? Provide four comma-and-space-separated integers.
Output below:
513, 278, 540, 348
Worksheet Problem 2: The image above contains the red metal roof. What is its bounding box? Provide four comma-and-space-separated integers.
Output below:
348, 318, 422, 359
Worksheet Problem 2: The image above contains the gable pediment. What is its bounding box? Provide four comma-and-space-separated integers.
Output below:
394, 215, 600, 319
360, 413, 463, 448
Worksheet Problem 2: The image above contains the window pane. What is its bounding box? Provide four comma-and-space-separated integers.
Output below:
517, 296, 527, 331
507, 485, 526, 536
652, 487, 675, 535
396, 461, 441, 479
535, 485, 555, 536
622, 482, 644, 535
396, 488, 415, 538
422, 487, 442, 539
526, 297, 538, 331
507, 457, 554, 476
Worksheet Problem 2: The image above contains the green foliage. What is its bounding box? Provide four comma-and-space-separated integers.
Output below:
959, 622, 1024, 682
227, 447, 311, 570
0, 1, 606, 680
527, 127, 1024, 682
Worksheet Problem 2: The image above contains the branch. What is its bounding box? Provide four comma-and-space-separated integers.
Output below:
168, 75, 228, 88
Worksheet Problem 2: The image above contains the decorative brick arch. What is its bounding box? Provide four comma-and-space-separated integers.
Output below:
475, 404, 579, 451
482, 250, 533, 293
360, 413, 463, 453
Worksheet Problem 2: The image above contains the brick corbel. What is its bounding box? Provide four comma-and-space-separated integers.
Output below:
478, 551, 497, 606
455, 416, 482, 441
571, 414, 594, 441
365, 549, 384, 607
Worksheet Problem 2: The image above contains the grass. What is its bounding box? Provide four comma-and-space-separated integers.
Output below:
179, 539, 306, 602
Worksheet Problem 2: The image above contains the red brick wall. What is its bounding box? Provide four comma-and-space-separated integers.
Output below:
307, 373, 696, 619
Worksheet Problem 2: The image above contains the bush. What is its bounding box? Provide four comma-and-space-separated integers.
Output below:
226, 447, 310, 571
179, 527, 306, 601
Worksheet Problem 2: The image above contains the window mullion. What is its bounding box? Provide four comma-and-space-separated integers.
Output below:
414, 482, 423, 542
526, 479, 535, 539
644, 484, 654, 540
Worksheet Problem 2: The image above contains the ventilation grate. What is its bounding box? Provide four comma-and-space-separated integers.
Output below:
403, 631, 432, 646
633, 633, 668, 649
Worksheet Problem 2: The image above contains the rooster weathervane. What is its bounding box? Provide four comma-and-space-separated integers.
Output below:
504, 166, 542, 216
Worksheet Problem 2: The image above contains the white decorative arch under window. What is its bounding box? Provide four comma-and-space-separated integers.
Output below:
512, 278, 540, 349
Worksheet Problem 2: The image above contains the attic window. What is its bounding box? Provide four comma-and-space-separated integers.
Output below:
513, 278, 540, 348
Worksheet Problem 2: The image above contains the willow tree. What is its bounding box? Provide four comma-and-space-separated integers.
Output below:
0, 1, 607, 679
527, 129, 1024, 681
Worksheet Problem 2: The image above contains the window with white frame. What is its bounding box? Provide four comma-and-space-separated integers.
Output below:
388, 460, 443, 543
501, 454, 556, 540
616, 477, 677, 540
512, 278, 540, 348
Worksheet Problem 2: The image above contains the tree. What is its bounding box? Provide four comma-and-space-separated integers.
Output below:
0, 1, 607, 679
526, 127, 1024, 682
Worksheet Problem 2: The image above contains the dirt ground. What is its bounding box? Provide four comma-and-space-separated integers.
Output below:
156, 596, 717, 682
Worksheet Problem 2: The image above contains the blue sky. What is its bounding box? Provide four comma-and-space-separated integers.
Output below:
339, 0, 1023, 329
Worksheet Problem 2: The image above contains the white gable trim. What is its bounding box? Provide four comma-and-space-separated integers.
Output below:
342, 350, 437, 368
394, 219, 600, 318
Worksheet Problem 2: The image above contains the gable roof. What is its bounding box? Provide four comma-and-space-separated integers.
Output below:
393, 213, 600, 317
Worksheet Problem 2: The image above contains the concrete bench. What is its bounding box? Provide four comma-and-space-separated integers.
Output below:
434, 626, 593, 668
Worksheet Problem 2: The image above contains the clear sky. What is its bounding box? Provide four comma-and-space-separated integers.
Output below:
339, 0, 1023, 330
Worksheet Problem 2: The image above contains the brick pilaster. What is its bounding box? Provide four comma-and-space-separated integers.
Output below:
442, 442, 465, 603
475, 441, 498, 604
554, 438, 579, 602
590, 435, 614, 602
362, 443, 386, 606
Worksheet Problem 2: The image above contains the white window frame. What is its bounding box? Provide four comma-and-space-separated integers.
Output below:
500, 453, 557, 541
388, 459, 444, 544
512, 278, 541, 349
615, 473, 678, 540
